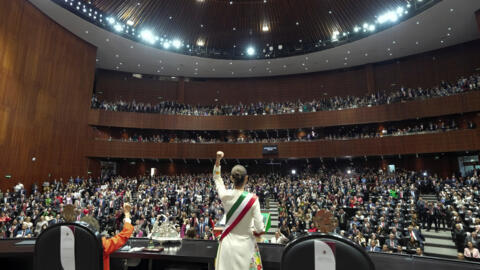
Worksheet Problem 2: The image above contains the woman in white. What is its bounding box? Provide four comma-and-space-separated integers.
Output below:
213, 151, 265, 270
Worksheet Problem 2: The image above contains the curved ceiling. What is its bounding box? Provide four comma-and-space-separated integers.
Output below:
30, 0, 480, 78
51, 0, 438, 59
74, 0, 419, 58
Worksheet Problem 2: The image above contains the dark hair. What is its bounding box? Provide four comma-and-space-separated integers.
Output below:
186, 228, 197, 239
231, 165, 247, 188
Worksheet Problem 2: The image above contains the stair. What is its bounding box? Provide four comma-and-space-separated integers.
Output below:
261, 198, 279, 242
423, 230, 458, 259
421, 194, 437, 203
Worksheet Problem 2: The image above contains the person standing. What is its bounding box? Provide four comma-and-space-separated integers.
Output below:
213, 151, 265, 270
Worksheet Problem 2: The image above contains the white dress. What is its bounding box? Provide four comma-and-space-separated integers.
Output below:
214, 165, 265, 270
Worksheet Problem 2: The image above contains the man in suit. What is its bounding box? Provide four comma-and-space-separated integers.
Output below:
407, 225, 424, 245
386, 233, 398, 250
15, 224, 32, 238
366, 240, 381, 252
337, 209, 347, 231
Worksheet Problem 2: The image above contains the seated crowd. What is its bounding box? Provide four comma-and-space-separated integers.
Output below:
94, 115, 475, 144
273, 167, 479, 259
0, 167, 479, 260
91, 74, 480, 116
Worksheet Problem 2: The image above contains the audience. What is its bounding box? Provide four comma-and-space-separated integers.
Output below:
91, 75, 480, 116
94, 116, 475, 144
0, 165, 478, 261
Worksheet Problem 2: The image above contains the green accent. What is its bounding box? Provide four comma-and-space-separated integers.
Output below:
262, 213, 271, 232
5, 175, 11, 179
226, 191, 248, 223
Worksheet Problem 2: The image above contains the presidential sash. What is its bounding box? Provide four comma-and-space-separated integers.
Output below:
220, 191, 258, 241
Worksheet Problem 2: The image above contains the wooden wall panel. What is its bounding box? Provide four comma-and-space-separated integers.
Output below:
0, 0, 96, 190
95, 39, 480, 106
95, 70, 179, 103
373, 40, 480, 91
183, 67, 367, 105
89, 91, 480, 131
87, 129, 480, 159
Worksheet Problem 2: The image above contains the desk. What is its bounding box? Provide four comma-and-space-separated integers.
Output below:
0, 239, 282, 270
1, 239, 479, 270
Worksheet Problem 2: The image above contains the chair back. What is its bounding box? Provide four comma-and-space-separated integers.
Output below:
281, 233, 375, 270
34, 222, 103, 270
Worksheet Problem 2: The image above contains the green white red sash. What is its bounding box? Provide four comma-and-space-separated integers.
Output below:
220, 191, 257, 241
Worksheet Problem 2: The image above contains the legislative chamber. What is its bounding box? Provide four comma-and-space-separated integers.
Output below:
1, 0, 480, 269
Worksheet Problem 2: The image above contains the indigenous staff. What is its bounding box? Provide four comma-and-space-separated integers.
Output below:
213, 151, 265, 270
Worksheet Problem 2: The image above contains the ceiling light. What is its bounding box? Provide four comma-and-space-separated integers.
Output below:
126, 20, 134, 26
262, 24, 269, 32
140, 29, 158, 44
113, 24, 124, 32
246, 47, 255, 56
106, 17, 115, 24
172, 39, 182, 49
377, 11, 398, 24
368, 25, 376, 32
196, 39, 205, 47
278, 44, 283, 50
331, 30, 340, 41
163, 42, 171, 49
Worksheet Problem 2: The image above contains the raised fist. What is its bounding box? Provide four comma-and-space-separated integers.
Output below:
123, 203, 132, 213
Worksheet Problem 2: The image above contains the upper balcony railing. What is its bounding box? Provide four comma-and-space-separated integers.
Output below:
89, 91, 480, 131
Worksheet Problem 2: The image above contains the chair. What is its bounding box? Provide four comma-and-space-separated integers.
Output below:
34, 222, 103, 270
281, 233, 375, 270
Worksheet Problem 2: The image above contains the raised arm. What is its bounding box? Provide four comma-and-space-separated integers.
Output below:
102, 203, 134, 255
213, 151, 228, 200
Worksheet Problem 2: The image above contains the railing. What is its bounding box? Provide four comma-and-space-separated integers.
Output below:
88, 91, 480, 131
87, 129, 480, 159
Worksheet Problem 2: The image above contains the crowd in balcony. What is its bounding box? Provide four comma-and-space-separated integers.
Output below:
0, 166, 479, 260
94, 115, 476, 144
91, 74, 480, 116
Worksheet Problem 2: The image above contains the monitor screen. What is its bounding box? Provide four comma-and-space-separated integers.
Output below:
262, 145, 278, 155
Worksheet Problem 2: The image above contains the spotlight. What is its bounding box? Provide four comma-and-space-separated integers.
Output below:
423, 172, 427, 176
262, 24, 270, 32
378, 11, 398, 24
196, 39, 205, 47
106, 17, 115, 24
291, 169, 296, 175
368, 25, 376, 32
113, 24, 124, 32
331, 30, 340, 41
246, 47, 255, 56
347, 170, 352, 174
127, 20, 134, 26
140, 29, 157, 44
163, 41, 171, 49
172, 39, 182, 49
